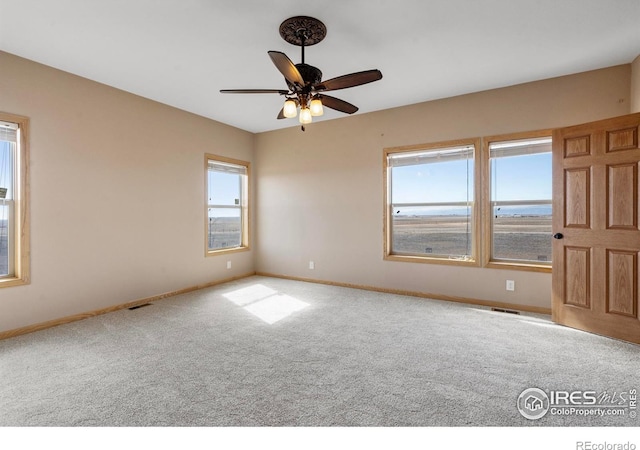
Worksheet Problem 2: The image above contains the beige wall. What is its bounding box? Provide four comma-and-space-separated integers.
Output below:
0, 51, 255, 333
254, 64, 632, 310
632, 54, 640, 113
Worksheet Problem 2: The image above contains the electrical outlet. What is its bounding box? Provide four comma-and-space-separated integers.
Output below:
506, 280, 515, 291
226, 261, 232, 269
309, 261, 315, 270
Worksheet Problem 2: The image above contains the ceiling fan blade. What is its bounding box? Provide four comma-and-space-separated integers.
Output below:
268, 51, 305, 86
220, 89, 289, 94
277, 108, 285, 119
320, 95, 359, 114
315, 69, 382, 92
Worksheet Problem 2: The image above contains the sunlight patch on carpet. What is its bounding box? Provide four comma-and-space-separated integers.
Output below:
223, 284, 309, 324
223, 284, 278, 306
243, 294, 309, 324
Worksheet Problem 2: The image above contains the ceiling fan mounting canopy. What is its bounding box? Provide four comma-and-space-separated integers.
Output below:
279, 16, 327, 47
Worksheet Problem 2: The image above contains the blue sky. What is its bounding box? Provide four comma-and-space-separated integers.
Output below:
392, 159, 473, 204
208, 171, 240, 205
391, 152, 551, 205
0, 142, 13, 200
491, 153, 552, 201
208, 170, 242, 219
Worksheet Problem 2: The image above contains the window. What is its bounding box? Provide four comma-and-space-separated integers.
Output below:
484, 132, 552, 270
384, 131, 552, 271
205, 154, 249, 254
384, 139, 480, 265
0, 113, 29, 287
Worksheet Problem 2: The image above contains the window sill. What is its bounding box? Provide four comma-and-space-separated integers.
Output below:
0, 275, 30, 288
484, 260, 551, 273
384, 253, 480, 267
206, 246, 250, 257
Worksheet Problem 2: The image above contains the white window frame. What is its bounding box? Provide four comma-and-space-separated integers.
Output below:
205, 154, 249, 255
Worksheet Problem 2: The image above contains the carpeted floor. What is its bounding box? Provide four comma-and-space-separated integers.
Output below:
1, 275, 638, 427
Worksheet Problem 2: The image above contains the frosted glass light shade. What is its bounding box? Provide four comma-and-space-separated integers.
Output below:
310, 98, 324, 116
299, 108, 312, 124
283, 99, 297, 118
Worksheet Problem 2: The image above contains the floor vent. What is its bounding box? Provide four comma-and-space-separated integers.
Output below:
128, 303, 152, 310
491, 307, 520, 315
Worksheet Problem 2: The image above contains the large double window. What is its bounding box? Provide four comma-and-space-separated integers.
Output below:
384, 131, 552, 271
205, 154, 249, 255
0, 113, 29, 287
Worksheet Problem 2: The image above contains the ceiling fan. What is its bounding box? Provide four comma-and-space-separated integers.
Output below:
220, 16, 383, 131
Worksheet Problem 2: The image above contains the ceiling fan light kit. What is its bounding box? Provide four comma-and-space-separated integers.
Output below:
310, 97, 324, 116
220, 16, 383, 131
283, 99, 297, 118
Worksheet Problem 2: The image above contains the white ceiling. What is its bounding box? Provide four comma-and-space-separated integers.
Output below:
1, 0, 639, 133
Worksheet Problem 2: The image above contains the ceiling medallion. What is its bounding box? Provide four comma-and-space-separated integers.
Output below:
279, 16, 327, 47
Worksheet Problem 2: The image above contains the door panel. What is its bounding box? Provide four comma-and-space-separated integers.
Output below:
552, 113, 640, 344
565, 168, 590, 227
564, 135, 591, 157
606, 249, 637, 317
607, 127, 638, 152
564, 246, 590, 308
607, 163, 637, 229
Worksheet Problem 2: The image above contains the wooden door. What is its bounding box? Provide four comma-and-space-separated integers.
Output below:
552, 113, 640, 344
